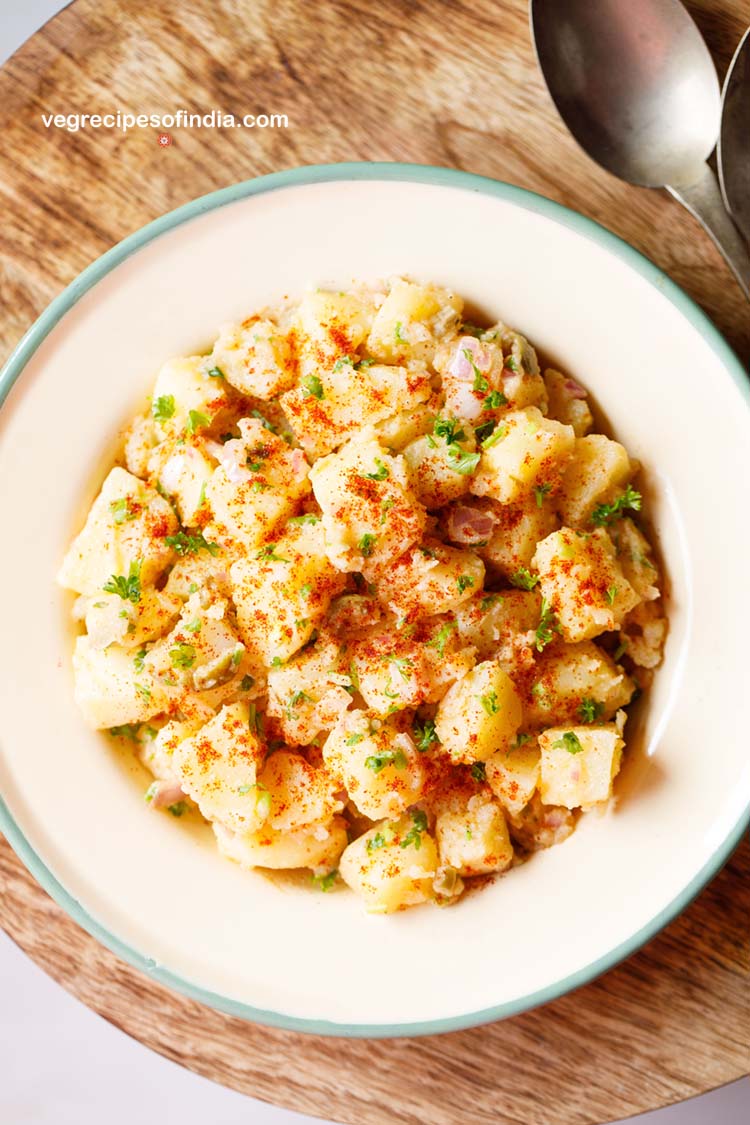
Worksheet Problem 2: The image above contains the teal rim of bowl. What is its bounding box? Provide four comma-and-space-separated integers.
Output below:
1, 161, 748, 1038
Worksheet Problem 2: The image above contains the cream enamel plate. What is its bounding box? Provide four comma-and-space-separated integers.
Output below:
0, 164, 748, 1036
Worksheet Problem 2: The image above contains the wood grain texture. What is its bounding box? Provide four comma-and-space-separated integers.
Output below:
0, 1, 748, 1121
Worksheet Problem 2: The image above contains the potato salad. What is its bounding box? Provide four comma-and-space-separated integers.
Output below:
59, 278, 667, 913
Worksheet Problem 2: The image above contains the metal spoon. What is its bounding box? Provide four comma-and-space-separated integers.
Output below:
530, 0, 750, 300
719, 27, 750, 249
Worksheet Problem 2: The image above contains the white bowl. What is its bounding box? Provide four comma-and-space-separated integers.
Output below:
1, 164, 748, 1037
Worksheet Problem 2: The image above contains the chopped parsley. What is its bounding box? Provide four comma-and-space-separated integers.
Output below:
613, 640, 628, 661
427, 620, 456, 657
358, 533, 377, 558
109, 723, 141, 741
509, 567, 539, 590
462, 348, 488, 393
457, 574, 475, 594
103, 560, 142, 604
165, 531, 219, 557
239, 674, 255, 691
255, 544, 289, 562
433, 416, 466, 444
288, 513, 320, 526
366, 827, 395, 853
534, 597, 561, 652
481, 423, 507, 449
364, 749, 408, 774
533, 483, 552, 507
301, 373, 324, 400
479, 691, 499, 715
345, 732, 365, 746
206, 365, 225, 379
578, 697, 604, 723
167, 801, 188, 817
474, 419, 496, 444
552, 731, 585, 754
484, 389, 507, 409
394, 321, 408, 344
514, 732, 532, 748
133, 648, 147, 673
504, 355, 520, 373
186, 409, 210, 434
413, 717, 438, 751
471, 762, 487, 782
286, 690, 311, 718
110, 497, 137, 524
169, 643, 196, 669
312, 869, 338, 892
605, 584, 618, 605
591, 485, 642, 527
152, 394, 175, 423
481, 593, 502, 611
249, 409, 279, 433
365, 458, 390, 481
447, 447, 481, 475
400, 808, 428, 850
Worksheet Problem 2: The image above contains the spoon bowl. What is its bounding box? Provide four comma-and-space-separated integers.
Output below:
531, 0, 750, 298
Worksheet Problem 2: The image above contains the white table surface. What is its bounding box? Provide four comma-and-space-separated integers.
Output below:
0, 5, 747, 1123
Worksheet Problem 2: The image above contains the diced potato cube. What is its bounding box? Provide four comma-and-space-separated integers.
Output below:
486, 740, 541, 815
266, 637, 353, 746
231, 518, 346, 669
281, 358, 432, 459
506, 792, 576, 850
455, 589, 539, 672
538, 714, 625, 808
310, 432, 426, 572
83, 587, 181, 651
367, 278, 462, 365
351, 629, 433, 717
402, 423, 477, 509
322, 713, 426, 819
524, 640, 635, 728
163, 553, 232, 603
58, 467, 178, 596
210, 316, 297, 399
139, 718, 201, 784
144, 592, 245, 696
532, 527, 640, 642
374, 400, 436, 450
435, 790, 514, 876
611, 518, 660, 602
477, 495, 559, 579
72, 636, 163, 729
172, 702, 267, 832
543, 369, 593, 436
258, 750, 343, 832
297, 287, 378, 355
435, 660, 522, 764
152, 439, 216, 526
470, 407, 575, 504
205, 418, 311, 552
214, 816, 348, 872
618, 600, 668, 669
559, 435, 633, 526
371, 540, 485, 618
124, 413, 158, 478
151, 355, 232, 436
339, 811, 439, 913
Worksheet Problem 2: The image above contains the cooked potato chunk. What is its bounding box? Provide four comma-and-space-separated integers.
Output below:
58, 467, 177, 596
543, 369, 593, 437
214, 816, 348, 872
72, 636, 163, 729
538, 714, 625, 808
322, 713, 426, 819
371, 540, 485, 618
402, 423, 477, 509
435, 790, 514, 876
559, 435, 634, 526
151, 437, 217, 526
618, 599, 668, 669
83, 586, 180, 651
211, 316, 297, 399
367, 278, 462, 365
266, 636, 353, 745
611, 517, 660, 602
524, 640, 635, 728
435, 660, 523, 764
143, 592, 245, 696
339, 810, 439, 912
258, 750, 343, 832
454, 589, 538, 673
470, 407, 575, 505
532, 527, 640, 642
205, 418, 311, 552
310, 432, 426, 572
230, 517, 346, 669
172, 702, 267, 832
485, 739, 541, 815
477, 495, 559, 579
151, 355, 233, 436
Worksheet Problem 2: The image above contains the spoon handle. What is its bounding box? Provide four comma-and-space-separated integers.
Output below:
667, 164, 750, 301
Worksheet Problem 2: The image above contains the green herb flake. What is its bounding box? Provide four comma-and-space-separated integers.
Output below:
133, 648, 147, 673
255, 544, 289, 562
591, 485, 642, 527
103, 560, 142, 604
533, 483, 552, 507
413, 717, 438, 752
457, 574, 475, 594
312, 869, 338, 892
152, 395, 175, 423
345, 732, 365, 746
509, 567, 539, 591
462, 348, 488, 393
535, 597, 561, 652
578, 697, 604, 723
364, 749, 408, 774
358, 533, 377, 558
552, 731, 585, 754
365, 458, 390, 481
484, 389, 507, 409
206, 365, 225, 379
186, 409, 210, 434
482, 423, 507, 449
394, 321, 408, 344
185, 619, 202, 634
433, 416, 467, 445
400, 808, 428, 850
110, 724, 141, 741
167, 801, 188, 817
288, 513, 320, 526
471, 762, 487, 782
169, 643, 196, 670
479, 691, 499, 715
504, 355, 520, 373
605, 584, 618, 605
110, 497, 138, 524
239, 674, 255, 691
427, 620, 456, 657
302, 373, 324, 400
447, 447, 481, 475
165, 531, 219, 557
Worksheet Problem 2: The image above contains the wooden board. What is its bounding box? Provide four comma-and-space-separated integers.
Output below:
0, 1, 748, 1121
